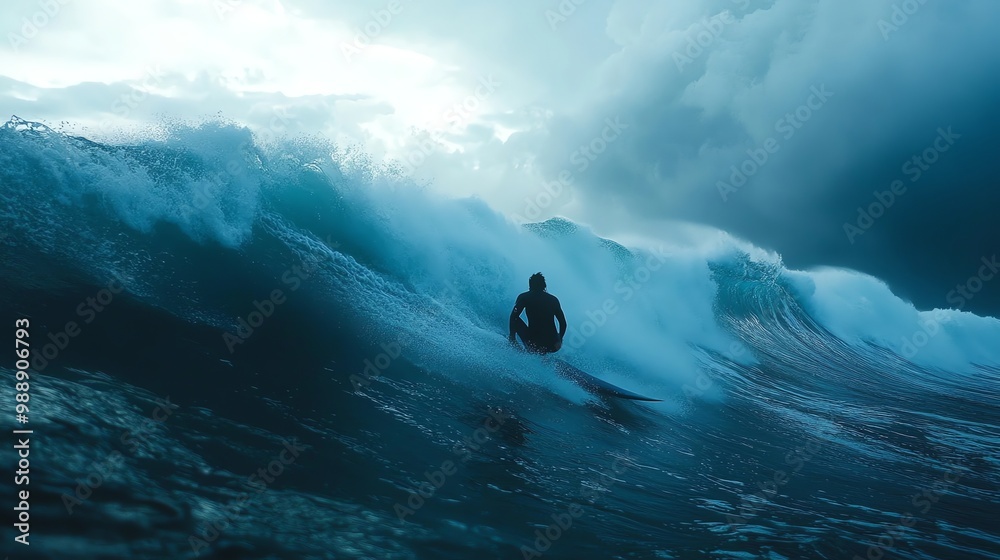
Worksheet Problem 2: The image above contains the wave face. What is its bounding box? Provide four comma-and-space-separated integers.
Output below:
1, 118, 998, 559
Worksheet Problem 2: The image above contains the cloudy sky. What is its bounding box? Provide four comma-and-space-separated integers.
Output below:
3, 0, 999, 315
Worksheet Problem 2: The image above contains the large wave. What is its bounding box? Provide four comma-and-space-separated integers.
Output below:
3, 116, 996, 384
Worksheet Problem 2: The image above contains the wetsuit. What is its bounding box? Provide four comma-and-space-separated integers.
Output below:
509, 289, 567, 354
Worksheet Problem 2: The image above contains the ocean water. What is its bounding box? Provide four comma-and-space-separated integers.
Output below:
1, 117, 998, 559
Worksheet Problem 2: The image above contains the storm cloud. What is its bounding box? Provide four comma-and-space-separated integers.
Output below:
534, 0, 1000, 316
3, 0, 998, 315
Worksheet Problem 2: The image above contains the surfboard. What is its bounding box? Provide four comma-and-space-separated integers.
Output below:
551, 359, 662, 402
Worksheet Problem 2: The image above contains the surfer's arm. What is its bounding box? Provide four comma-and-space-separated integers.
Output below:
508, 295, 525, 341
555, 303, 567, 339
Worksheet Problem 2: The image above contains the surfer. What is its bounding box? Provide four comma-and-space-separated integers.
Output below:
509, 272, 567, 354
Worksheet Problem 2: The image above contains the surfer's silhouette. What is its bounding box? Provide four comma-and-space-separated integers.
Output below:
509, 272, 567, 354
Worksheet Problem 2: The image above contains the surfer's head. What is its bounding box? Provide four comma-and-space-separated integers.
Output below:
529, 272, 546, 292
